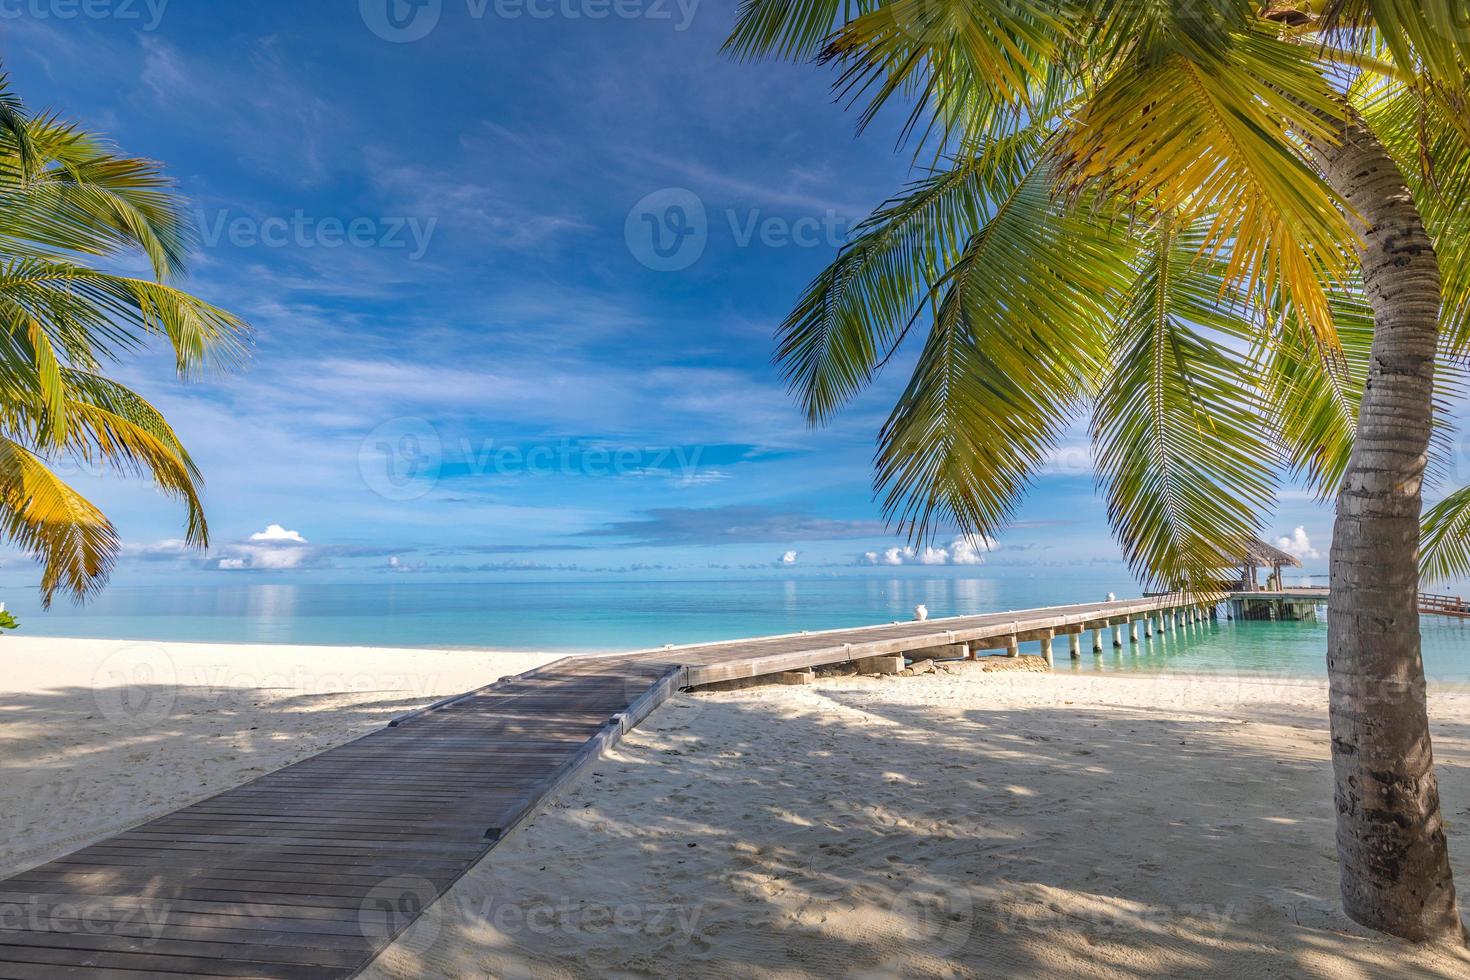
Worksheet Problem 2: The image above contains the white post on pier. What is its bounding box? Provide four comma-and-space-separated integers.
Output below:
1112, 623, 1124, 648
1040, 630, 1054, 665
1129, 620, 1140, 643
1069, 632, 1081, 659
1144, 616, 1154, 638
1092, 627, 1104, 652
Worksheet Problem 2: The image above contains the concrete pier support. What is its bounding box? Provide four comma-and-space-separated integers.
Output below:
1069, 632, 1081, 659
1092, 627, 1103, 652
1006, 635, 1019, 658
1040, 630, 1054, 665
1112, 624, 1123, 648
1129, 620, 1140, 643
855, 655, 903, 675
1144, 617, 1154, 638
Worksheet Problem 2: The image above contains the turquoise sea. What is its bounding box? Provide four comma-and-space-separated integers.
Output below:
4, 577, 1469, 683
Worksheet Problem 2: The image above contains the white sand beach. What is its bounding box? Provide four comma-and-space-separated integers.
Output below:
362, 663, 1470, 979
0, 637, 559, 877
4, 640, 1470, 977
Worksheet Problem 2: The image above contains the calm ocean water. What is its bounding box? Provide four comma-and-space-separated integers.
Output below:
5, 577, 1469, 681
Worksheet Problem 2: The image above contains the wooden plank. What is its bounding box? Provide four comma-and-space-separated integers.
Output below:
0, 932, 364, 969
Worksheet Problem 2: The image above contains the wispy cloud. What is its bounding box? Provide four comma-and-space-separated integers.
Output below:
584, 506, 886, 545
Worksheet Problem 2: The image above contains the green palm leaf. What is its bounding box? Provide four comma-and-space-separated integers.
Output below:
0, 68, 247, 603
1423, 485, 1470, 584
1091, 218, 1280, 589
874, 159, 1132, 541
1059, 28, 1355, 343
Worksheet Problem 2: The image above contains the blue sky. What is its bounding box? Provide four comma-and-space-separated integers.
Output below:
0, 0, 1399, 595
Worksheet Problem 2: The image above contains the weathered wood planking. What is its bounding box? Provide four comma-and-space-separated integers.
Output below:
0, 595, 1206, 978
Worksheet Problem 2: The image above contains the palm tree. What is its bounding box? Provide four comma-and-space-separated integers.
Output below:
727, 0, 1470, 943
0, 71, 248, 605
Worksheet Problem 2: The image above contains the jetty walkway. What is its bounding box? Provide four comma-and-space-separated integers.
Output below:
0, 594, 1214, 978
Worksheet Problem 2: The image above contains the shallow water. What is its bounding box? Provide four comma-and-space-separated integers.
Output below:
5, 578, 1468, 682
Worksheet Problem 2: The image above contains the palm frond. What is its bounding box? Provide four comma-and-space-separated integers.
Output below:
0, 72, 37, 183
1323, 1, 1470, 90
0, 259, 251, 376
777, 120, 1056, 423
875, 162, 1133, 542
723, 0, 871, 61
0, 115, 193, 280
0, 435, 117, 606
1422, 485, 1470, 584
1257, 284, 1374, 498
64, 398, 207, 547
1059, 27, 1356, 343
1091, 218, 1281, 590
820, 0, 1065, 141
0, 74, 244, 604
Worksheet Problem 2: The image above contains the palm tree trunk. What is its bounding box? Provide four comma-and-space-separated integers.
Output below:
1314, 117, 1462, 942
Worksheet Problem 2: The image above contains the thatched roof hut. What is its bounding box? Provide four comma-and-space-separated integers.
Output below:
1235, 538, 1303, 570
1226, 537, 1302, 590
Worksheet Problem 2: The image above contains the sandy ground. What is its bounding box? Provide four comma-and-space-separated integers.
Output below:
5, 640, 1470, 978
0, 637, 560, 877
360, 663, 1470, 980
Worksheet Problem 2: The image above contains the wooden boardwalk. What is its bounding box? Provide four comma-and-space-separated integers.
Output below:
0, 595, 1211, 978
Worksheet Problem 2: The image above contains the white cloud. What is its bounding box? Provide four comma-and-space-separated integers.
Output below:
249, 524, 308, 544
1275, 526, 1322, 561
862, 536, 996, 566
780, 550, 798, 565
917, 546, 949, 565
949, 534, 997, 565
216, 524, 313, 570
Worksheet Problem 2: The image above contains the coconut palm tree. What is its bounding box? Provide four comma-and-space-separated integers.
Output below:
727, 0, 1470, 943
0, 71, 248, 605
